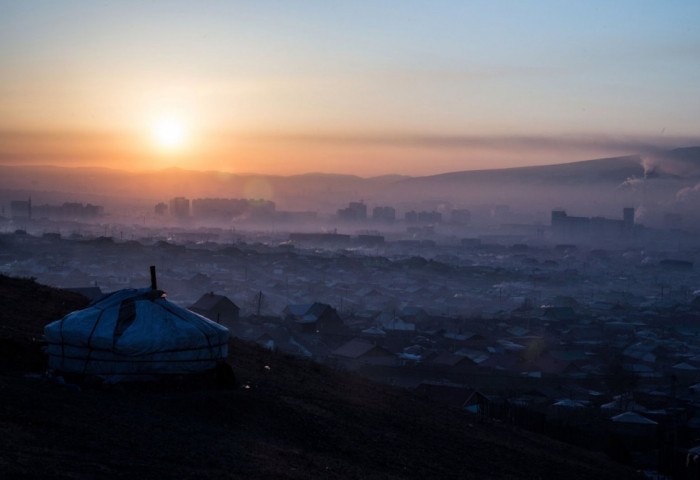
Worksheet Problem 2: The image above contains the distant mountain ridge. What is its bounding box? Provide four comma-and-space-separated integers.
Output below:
401, 147, 700, 185
399, 155, 644, 186
0, 147, 699, 217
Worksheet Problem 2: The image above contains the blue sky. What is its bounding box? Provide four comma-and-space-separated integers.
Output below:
1, 1, 699, 174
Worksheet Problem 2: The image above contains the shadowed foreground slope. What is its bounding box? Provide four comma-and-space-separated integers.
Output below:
0, 275, 641, 479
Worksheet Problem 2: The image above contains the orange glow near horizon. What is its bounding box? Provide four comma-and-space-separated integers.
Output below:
0, 128, 697, 177
3, 3, 700, 177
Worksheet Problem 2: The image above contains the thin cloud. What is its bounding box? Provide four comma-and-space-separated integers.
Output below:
240, 132, 700, 154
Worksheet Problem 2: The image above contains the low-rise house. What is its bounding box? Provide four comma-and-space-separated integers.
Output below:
360, 326, 387, 338
507, 326, 530, 337
546, 398, 594, 424
428, 351, 477, 373
542, 306, 577, 321
284, 302, 344, 334
601, 395, 649, 415
354, 287, 382, 298
189, 292, 240, 324
329, 339, 397, 370
670, 362, 700, 379
622, 341, 671, 364
377, 312, 415, 332
400, 306, 430, 324
480, 352, 519, 372
464, 390, 496, 417
454, 348, 490, 365
527, 352, 578, 377
399, 344, 427, 363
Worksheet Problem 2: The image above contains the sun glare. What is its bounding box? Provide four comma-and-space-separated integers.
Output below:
153, 116, 187, 150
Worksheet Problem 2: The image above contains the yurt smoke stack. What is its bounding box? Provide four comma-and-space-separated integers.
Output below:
150, 265, 157, 290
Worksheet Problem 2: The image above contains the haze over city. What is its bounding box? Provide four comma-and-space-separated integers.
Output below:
5, 3, 700, 479
2, 1, 700, 176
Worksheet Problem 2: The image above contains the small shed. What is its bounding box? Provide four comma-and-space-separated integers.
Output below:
464, 390, 496, 417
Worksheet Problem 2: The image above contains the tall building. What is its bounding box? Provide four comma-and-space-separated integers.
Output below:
623, 207, 635, 231
372, 206, 396, 223
405, 210, 441, 224
10, 198, 31, 221
450, 209, 471, 225
169, 197, 190, 218
29, 202, 103, 219
337, 201, 367, 221
417, 211, 442, 224
552, 208, 634, 241
155, 202, 168, 215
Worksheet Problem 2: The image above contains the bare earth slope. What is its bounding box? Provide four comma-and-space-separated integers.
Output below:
0, 275, 642, 479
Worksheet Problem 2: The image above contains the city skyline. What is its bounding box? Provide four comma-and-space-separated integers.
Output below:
2, 1, 699, 176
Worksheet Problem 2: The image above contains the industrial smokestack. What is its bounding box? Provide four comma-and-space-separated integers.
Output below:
623, 207, 634, 228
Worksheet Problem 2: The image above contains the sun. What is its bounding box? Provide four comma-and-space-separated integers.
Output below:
152, 116, 187, 150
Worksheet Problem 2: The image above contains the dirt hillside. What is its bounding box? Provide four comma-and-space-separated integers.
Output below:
0, 275, 642, 479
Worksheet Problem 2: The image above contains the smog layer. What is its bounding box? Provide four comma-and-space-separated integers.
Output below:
3, 147, 700, 476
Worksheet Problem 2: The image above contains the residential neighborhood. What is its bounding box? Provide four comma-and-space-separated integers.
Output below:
4, 2, 700, 477
3, 222, 700, 472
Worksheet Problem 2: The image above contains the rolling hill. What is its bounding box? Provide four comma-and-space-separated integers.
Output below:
0, 275, 642, 479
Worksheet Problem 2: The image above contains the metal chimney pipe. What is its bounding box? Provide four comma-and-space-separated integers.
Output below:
150, 265, 157, 290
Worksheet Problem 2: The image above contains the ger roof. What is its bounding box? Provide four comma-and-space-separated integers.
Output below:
43, 287, 229, 378
45, 288, 229, 355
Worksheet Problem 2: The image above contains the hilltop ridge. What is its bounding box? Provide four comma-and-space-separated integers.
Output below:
0, 275, 642, 479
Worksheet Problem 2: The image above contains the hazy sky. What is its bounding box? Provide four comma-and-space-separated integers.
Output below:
1, 1, 699, 176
